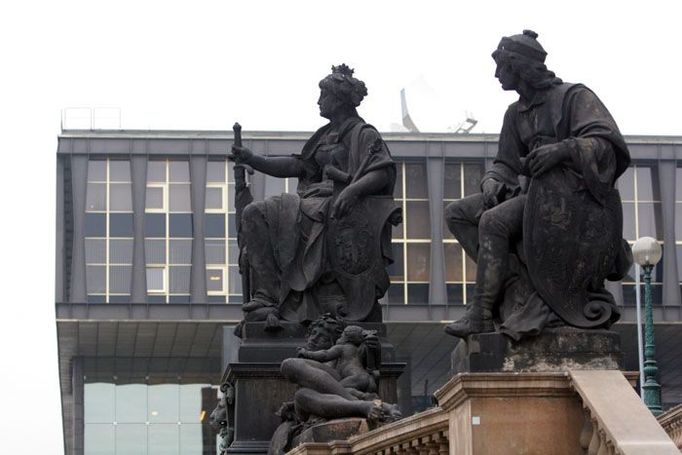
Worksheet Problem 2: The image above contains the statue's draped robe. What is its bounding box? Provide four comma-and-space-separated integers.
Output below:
255, 117, 396, 322
484, 83, 631, 339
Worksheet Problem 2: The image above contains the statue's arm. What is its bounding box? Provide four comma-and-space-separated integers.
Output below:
231, 145, 305, 178
299, 345, 342, 362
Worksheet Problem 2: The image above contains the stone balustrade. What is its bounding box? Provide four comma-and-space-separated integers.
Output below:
658, 403, 682, 451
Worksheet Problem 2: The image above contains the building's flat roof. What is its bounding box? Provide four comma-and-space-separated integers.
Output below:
58, 129, 682, 145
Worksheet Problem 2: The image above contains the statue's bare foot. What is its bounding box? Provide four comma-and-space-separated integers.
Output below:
367, 400, 401, 425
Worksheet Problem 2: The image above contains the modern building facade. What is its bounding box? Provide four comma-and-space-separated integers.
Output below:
56, 129, 682, 454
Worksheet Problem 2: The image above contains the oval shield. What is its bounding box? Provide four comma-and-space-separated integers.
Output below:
523, 168, 622, 328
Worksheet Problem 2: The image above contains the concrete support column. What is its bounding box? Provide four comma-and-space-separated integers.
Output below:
69, 155, 88, 303
190, 155, 208, 303
130, 156, 147, 302
427, 156, 446, 306
72, 357, 84, 455
658, 159, 680, 308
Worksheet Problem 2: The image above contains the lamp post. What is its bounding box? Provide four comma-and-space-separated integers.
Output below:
632, 236, 663, 416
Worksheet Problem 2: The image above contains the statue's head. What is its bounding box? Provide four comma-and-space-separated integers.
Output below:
491, 30, 560, 91
337, 325, 365, 346
305, 313, 345, 351
318, 64, 368, 119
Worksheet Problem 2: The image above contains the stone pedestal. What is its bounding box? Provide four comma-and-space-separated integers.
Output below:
221, 322, 404, 455
451, 328, 622, 375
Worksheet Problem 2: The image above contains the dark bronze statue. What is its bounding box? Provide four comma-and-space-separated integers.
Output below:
230, 65, 399, 333
445, 30, 632, 340
268, 315, 401, 454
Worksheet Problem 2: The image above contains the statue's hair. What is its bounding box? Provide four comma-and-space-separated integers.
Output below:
493, 49, 562, 90
319, 64, 368, 108
307, 313, 345, 343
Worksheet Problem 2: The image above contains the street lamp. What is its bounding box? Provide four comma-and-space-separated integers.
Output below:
632, 236, 663, 416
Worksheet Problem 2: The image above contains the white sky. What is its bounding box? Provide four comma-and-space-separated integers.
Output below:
1, 0, 682, 452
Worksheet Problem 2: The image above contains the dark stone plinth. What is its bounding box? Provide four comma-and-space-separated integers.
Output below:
451, 328, 622, 375
223, 322, 404, 454
293, 418, 369, 446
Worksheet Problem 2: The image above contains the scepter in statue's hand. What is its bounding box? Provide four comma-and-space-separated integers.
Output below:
229, 122, 254, 191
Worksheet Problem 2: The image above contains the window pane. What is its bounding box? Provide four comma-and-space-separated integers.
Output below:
84, 383, 115, 423
85, 238, 106, 264
180, 384, 213, 423
207, 269, 224, 293
444, 243, 463, 282
406, 201, 431, 238
407, 283, 429, 304
407, 243, 430, 282
86, 183, 106, 211
84, 424, 115, 455
110, 239, 133, 263
116, 424, 147, 454
638, 202, 662, 239
109, 266, 132, 293
149, 384, 179, 423
205, 214, 225, 238
149, 424, 179, 455
169, 161, 190, 182
677, 169, 682, 201
207, 161, 226, 183
170, 184, 191, 212
388, 243, 404, 282
622, 202, 635, 240
146, 268, 165, 292
145, 239, 165, 264
86, 265, 106, 294
109, 160, 131, 182
88, 161, 107, 182
146, 186, 164, 210
148, 161, 166, 183
447, 284, 464, 305
229, 266, 242, 294
110, 183, 132, 211
617, 167, 635, 201
443, 163, 461, 199
205, 240, 226, 265
228, 213, 237, 238
387, 283, 404, 305
145, 213, 166, 237
636, 167, 657, 201
169, 266, 191, 293
205, 187, 224, 210
405, 163, 427, 199
169, 214, 193, 237
179, 424, 203, 454
169, 239, 193, 264
85, 213, 107, 236
110, 213, 134, 237
463, 163, 483, 197
227, 184, 236, 212
265, 176, 286, 198
116, 384, 146, 423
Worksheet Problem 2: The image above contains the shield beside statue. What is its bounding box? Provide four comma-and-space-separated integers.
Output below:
523, 168, 623, 328
326, 196, 399, 321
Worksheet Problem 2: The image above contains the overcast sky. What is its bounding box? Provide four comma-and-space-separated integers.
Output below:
2, 0, 682, 452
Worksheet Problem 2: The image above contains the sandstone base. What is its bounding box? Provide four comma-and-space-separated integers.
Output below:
451, 327, 621, 375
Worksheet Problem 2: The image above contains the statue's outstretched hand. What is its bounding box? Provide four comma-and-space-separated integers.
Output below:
229, 145, 254, 164
296, 347, 308, 358
527, 143, 569, 176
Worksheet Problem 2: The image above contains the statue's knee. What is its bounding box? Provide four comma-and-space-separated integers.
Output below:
445, 200, 466, 224
280, 358, 301, 379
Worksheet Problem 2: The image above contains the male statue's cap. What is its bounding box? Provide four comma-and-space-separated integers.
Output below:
495, 29, 547, 63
